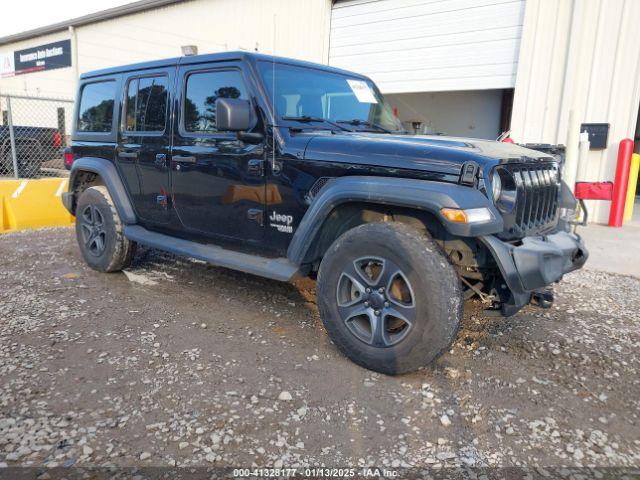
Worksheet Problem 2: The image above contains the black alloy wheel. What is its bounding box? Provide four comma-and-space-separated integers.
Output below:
79, 204, 107, 257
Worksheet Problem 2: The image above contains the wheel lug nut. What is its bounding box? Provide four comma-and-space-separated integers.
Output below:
378, 287, 384, 293
365, 288, 371, 293
374, 310, 380, 316
384, 301, 389, 307
364, 301, 369, 307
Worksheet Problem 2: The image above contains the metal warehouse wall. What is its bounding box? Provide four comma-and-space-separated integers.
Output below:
0, 0, 332, 98
510, 0, 640, 224
329, 0, 526, 93
386, 90, 504, 139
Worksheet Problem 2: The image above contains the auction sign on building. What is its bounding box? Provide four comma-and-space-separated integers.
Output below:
0, 51, 14, 77
13, 39, 71, 75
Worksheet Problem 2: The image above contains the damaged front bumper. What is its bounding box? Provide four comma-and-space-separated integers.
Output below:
480, 230, 588, 316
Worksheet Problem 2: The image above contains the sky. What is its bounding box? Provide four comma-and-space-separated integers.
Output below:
0, 0, 136, 37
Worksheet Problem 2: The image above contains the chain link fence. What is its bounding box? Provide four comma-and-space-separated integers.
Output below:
0, 94, 74, 179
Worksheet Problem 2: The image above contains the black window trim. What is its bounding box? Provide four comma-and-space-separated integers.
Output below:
121, 72, 170, 136
178, 66, 254, 140
74, 78, 119, 142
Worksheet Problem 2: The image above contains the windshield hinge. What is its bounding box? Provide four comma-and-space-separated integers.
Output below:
460, 161, 479, 186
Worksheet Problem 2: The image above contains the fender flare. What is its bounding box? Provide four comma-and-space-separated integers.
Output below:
64, 157, 137, 224
286, 176, 503, 265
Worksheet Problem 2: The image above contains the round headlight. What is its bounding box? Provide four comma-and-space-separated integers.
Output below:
491, 170, 502, 201
493, 167, 517, 213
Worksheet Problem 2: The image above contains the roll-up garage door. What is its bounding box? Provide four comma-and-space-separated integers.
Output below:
329, 0, 526, 93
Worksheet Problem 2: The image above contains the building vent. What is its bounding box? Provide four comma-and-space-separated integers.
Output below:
181, 45, 198, 56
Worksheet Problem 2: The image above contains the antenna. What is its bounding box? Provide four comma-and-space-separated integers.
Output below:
271, 13, 277, 173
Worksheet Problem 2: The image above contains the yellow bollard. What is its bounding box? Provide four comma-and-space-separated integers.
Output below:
624, 153, 640, 222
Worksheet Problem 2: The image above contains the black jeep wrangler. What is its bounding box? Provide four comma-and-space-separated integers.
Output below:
62, 52, 587, 374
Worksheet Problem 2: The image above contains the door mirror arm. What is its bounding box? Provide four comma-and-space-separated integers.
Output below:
236, 131, 264, 144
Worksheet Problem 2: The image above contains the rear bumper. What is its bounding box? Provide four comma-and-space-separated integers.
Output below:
480, 231, 588, 313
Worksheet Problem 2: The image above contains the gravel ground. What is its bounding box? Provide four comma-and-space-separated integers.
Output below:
0, 227, 639, 474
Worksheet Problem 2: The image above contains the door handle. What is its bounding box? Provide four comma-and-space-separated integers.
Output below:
173, 155, 196, 164
118, 151, 138, 159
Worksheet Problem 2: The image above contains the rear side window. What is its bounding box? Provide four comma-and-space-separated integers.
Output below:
77, 81, 116, 132
125, 75, 168, 132
183, 70, 248, 134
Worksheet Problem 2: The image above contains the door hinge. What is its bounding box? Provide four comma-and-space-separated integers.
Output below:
155, 153, 167, 170
247, 159, 265, 176
156, 194, 169, 209
247, 208, 263, 225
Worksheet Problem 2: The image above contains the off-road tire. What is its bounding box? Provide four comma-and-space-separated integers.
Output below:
75, 186, 136, 272
317, 222, 462, 375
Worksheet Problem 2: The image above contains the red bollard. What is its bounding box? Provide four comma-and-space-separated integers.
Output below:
608, 138, 634, 227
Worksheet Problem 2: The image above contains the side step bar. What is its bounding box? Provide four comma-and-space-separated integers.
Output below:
124, 225, 299, 282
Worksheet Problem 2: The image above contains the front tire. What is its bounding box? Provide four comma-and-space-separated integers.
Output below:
75, 186, 136, 272
317, 222, 462, 375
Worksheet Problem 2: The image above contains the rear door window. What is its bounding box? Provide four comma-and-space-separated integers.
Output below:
77, 81, 116, 132
124, 75, 169, 133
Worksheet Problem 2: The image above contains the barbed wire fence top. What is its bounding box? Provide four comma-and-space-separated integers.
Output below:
0, 94, 74, 179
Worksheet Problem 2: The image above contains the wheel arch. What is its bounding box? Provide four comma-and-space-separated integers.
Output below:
287, 176, 503, 267
64, 157, 136, 224
295, 202, 442, 268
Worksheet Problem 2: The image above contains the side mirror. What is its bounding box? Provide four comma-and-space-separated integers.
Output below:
215, 97, 251, 132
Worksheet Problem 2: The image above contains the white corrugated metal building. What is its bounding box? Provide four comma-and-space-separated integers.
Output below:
1, 0, 639, 223
329, 0, 640, 223
330, 0, 526, 139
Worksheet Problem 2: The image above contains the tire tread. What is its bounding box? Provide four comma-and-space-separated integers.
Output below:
75, 185, 136, 273
317, 222, 462, 375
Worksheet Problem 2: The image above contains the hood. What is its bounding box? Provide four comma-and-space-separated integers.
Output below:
302, 132, 556, 176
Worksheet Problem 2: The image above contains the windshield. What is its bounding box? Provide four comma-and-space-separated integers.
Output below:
258, 61, 404, 133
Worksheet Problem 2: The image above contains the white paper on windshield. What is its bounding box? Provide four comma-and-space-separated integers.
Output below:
347, 79, 378, 104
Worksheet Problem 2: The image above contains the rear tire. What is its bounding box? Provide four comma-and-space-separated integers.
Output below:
317, 222, 462, 375
75, 186, 136, 272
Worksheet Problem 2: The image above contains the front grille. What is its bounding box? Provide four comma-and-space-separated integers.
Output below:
506, 162, 560, 236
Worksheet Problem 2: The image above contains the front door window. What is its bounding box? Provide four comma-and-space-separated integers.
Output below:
183, 70, 249, 134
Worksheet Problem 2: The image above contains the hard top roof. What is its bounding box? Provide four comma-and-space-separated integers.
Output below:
80, 51, 368, 80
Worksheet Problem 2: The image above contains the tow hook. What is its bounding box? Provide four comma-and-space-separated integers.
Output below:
531, 289, 554, 309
